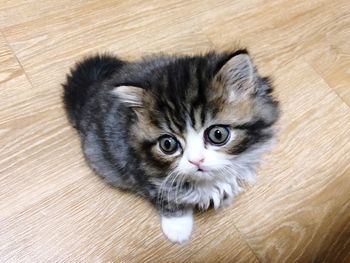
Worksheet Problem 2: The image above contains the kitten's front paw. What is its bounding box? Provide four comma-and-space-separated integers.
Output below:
161, 211, 193, 244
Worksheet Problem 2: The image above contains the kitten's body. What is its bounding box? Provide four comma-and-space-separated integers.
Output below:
63, 50, 279, 243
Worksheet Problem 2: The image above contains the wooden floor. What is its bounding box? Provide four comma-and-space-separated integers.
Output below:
1, 0, 350, 262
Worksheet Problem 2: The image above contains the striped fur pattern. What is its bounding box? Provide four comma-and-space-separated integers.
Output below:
63, 49, 279, 243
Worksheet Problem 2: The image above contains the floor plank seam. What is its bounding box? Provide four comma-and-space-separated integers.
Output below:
1, 31, 35, 90
231, 222, 262, 263
306, 60, 350, 110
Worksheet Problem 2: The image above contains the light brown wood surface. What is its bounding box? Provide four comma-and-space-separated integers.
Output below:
0, 0, 349, 262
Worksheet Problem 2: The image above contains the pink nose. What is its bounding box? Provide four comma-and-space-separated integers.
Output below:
188, 158, 204, 167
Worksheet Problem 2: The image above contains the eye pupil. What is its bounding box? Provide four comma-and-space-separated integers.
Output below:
214, 130, 222, 140
164, 140, 171, 149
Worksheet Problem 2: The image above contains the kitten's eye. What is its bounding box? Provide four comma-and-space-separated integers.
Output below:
159, 136, 178, 154
206, 126, 230, 145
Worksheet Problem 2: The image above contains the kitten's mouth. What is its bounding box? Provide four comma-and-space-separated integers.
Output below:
196, 167, 208, 173
190, 167, 213, 179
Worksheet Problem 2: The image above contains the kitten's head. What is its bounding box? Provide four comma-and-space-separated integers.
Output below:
113, 50, 279, 183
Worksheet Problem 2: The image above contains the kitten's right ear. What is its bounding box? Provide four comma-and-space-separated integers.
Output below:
215, 52, 257, 96
112, 85, 144, 107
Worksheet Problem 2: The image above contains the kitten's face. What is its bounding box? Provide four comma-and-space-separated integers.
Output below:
159, 122, 247, 181
113, 52, 279, 182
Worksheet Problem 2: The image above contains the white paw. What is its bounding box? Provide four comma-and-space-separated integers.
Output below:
161, 211, 193, 244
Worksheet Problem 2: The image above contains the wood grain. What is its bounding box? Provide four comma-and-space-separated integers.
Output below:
0, 0, 349, 262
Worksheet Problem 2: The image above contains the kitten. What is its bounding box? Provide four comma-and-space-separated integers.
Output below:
63, 49, 279, 244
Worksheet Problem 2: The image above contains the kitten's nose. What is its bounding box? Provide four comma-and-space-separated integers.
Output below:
188, 158, 204, 167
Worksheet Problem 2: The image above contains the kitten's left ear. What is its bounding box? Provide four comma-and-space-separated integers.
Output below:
215, 53, 258, 95
112, 85, 144, 107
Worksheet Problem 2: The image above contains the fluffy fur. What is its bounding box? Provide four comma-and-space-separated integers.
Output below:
63, 49, 279, 243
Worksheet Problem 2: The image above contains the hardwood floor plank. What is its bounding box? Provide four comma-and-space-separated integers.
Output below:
0, 35, 92, 219
305, 13, 350, 107
200, 0, 350, 74
1, 0, 214, 88
0, 0, 92, 28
